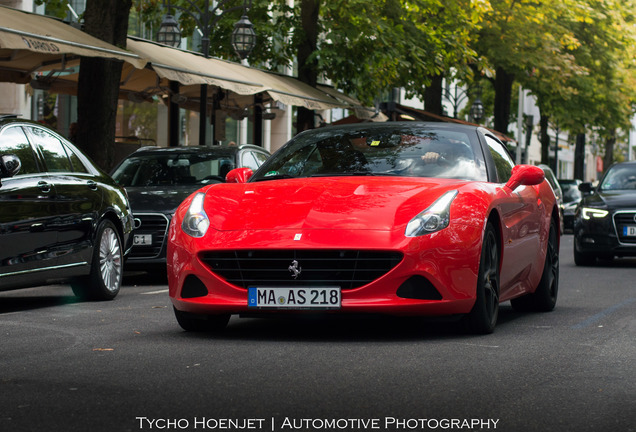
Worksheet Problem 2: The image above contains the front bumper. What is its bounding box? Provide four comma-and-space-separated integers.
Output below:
574, 210, 636, 257
167, 224, 483, 317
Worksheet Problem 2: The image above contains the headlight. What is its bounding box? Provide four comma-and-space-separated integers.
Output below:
181, 192, 210, 237
582, 207, 609, 220
405, 190, 458, 237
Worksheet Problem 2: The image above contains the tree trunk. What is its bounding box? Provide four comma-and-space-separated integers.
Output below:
493, 66, 514, 135
296, 0, 320, 133
76, 0, 131, 170
574, 133, 586, 181
539, 113, 550, 165
423, 74, 443, 116
602, 130, 616, 174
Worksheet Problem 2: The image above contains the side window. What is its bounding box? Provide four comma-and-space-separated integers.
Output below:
240, 152, 260, 171
25, 126, 73, 173
63, 143, 90, 174
485, 135, 514, 183
0, 126, 40, 175
253, 151, 269, 167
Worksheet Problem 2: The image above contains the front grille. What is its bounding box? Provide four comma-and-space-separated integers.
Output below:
130, 213, 170, 259
200, 250, 403, 290
613, 210, 636, 245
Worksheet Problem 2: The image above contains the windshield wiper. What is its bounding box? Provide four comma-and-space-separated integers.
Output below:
311, 171, 374, 177
310, 171, 403, 177
252, 174, 296, 182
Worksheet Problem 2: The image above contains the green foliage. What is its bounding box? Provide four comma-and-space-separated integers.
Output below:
34, 0, 76, 19
40, 0, 636, 142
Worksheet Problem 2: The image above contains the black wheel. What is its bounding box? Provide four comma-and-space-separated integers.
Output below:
174, 307, 230, 332
72, 220, 123, 301
511, 219, 559, 312
573, 237, 596, 266
463, 223, 500, 334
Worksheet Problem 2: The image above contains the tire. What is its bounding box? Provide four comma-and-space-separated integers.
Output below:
174, 307, 230, 332
463, 222, 500, 334
511, 219, 559, 312
573, 238, 595, 266
72, 219, 123, 301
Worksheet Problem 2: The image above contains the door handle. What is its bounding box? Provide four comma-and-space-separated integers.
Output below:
87, 180, 98, 190
37, 181, 51, 193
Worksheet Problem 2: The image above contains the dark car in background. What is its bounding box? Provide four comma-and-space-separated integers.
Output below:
573, 161, 636, 265
110, 145, 270, 269
0, 115, 134, 300
539, 164, 564, 234
559, 178, 582, 232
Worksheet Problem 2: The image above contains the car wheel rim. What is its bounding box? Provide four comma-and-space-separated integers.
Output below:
99, 226, 122, 292
483, 232, 499, 321
547, 227, 559, 299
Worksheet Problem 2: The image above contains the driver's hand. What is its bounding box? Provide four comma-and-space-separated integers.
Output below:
421, 152, 441, 164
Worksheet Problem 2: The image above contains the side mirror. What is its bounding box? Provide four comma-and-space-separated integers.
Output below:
0, 154, 21, 179
225, 167, 253, 184
578, 182, 594, 195
505, 165, 545, 191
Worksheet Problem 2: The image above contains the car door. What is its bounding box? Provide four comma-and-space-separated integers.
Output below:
24, 125, 103, 268
484, 134, 542, 299
0, 125, 59, 285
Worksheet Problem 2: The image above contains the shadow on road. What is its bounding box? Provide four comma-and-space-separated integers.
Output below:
0, 289, 80, 314
172, 305, 530, 342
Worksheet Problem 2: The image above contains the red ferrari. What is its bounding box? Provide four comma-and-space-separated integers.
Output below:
167, 122, 559, 334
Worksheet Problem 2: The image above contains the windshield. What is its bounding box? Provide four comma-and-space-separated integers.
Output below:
251, 125, 487, 182
560, 181, 582, 203
111, 150, 237, 187
599, 164, 636, 191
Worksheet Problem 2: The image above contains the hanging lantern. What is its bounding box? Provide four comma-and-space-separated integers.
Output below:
157, 14, 181, 48
231, 15, 256, 60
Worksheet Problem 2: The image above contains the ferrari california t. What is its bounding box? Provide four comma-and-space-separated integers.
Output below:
167, 122, 560, 334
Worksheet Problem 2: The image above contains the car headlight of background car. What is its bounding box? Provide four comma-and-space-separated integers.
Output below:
405, 190, 458, 237
181, 192, 210, 238
581, 207, 609, 220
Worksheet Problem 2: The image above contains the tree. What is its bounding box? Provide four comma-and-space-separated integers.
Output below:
473, 0, 584, 135
530, 0, 636, 173
290, 0, 486, 130
75, 0, 132, 170
35, 0, 133, 169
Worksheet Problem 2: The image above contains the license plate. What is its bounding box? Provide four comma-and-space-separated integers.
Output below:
623, 226, 636, 236
248, 287, 341, 309
133, 234, 153, 245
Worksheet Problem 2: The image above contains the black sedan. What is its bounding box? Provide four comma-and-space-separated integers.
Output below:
0, 115, 134, 299
110, 145, 270, 269
573, 161, 636, 265
558, 178, 582, 232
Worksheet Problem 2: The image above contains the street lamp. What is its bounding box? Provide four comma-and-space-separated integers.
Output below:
157, 0, 256, 146
470, 94, 484, 124
156, 14, 181, 48
231, 15, 256, 60
444, 82, 485, 123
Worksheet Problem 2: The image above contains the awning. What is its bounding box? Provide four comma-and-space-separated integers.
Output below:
0, 5, 146, 84
318, 84, 388, 122
125, 37, 348, 111
125, 38, 264, 96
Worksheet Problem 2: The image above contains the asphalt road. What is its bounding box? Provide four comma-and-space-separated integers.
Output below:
1, 235, 635, 432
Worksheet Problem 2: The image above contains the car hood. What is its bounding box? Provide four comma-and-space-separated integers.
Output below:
588, 190, 636, 209
126, 185, 200, 214
203, 177, 468, 231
